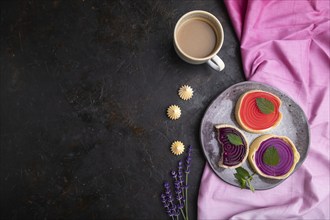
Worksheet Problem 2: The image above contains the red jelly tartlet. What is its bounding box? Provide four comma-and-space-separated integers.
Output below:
235, 90, 282, 133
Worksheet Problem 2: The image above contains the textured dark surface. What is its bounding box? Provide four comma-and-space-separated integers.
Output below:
0, 0, 244, 219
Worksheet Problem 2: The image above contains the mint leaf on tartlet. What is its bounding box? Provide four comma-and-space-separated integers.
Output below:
263, 146, 280, 166
227, 133, 243, 146
256, 97, 275, 114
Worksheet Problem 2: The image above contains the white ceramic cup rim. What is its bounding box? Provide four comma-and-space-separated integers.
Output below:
173, 10, 224, 61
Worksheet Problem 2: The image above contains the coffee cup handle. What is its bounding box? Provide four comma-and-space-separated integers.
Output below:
207, 55, 225, 71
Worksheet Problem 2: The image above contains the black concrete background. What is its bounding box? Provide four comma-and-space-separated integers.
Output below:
0, 0, 245, 219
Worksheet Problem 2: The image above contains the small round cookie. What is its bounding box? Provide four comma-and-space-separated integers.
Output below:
171, 141, 185, 155
215, 124, 249, 169
248, 134, 300, 180
235, 90, 282, 133
178, 85, 193, 100
167, 105, 181, 120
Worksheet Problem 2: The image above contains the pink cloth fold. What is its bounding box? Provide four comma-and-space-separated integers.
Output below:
198, 1, 330, 219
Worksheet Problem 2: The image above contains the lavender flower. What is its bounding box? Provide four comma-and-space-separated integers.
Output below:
160, 146, 193, 220
171, 170, 177, 180
162, 181, 179, 218
170, 170, 184, 210
184, 145, 192, 220
164, 182, 174, 203
177, 161, 185, 204
161, 193, 172, 216
175, 183, 185, 210
171, 204, 180, 217
177, 161, 184, 188
185, 146, 193, 174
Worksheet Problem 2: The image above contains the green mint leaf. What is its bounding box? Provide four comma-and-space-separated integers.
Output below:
234, 167, 255, 192
263, 146, 280, 166
240, 179, 247, 189
234, 173, 246, 189
234, 173, 243, 180
227, 133, 243, 146
235, 167, 250, 178
256, 97, 275, 114
247, 180, 255, 192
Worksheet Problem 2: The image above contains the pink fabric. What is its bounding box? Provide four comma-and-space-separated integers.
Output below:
198, 1, 330, 219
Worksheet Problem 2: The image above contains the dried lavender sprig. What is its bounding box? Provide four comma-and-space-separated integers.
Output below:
185, 146, 192, 174
184, 145, 192, 220
176, 184, 186, 219
177, 160, 185, 197
161, 193, 172, 218
163, 182, 175, 219
172, 173, 186, 219
161, 147, 192, 220
171, 204, 180, 218
175, 161, 187, 220
164, 182, 180, 220
171, 171, 185, 213
171, 170, 177, 180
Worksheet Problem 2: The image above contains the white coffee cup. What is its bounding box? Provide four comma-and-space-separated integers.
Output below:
174, 10, 225, 71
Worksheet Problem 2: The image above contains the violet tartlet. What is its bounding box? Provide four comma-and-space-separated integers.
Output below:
215, 124, 249, 169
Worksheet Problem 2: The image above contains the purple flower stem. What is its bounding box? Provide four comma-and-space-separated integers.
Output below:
180, 209, 186, 220
184, 146, 192, 220
185, 173, 189, 220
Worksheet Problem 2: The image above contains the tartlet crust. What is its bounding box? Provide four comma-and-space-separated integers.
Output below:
248, 134, 300, 180
235, 90, 283, 133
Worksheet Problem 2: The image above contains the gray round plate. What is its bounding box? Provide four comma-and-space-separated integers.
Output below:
200, 81, 310, 190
